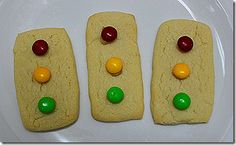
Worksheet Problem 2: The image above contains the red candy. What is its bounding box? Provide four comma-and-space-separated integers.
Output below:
177, 36, 193, 52
101, 26, 117, 43
32, 40, 48, 56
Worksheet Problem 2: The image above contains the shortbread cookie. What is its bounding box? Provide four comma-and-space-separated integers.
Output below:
86, 12, 144, 122
151, 19, 214, 124
14, 28, 79, 131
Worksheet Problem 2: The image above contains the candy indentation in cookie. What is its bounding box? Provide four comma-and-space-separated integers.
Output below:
177, 36, 193, 52
101, 26, 117, 43
38, 96, 56, 114
173, 92, 191, 110
172, 63, 190, 80
32, 40, 49, 56
106, 57, 123, 76
107, 86, 124, 104
33, 67, 51, 83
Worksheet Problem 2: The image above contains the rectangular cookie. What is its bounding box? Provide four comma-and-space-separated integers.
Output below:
151, 19, 214, 124
14, 28, 79, 131
86, 12, 144, 122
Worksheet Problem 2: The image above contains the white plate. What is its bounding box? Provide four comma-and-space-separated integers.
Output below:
0, 0, 233, 142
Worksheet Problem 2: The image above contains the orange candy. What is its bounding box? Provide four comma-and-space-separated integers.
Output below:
33, 67, 51, 83
106, 57, 123, 76
172, 63, 190, 80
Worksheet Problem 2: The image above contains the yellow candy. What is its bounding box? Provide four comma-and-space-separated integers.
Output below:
172, 63, 190, 80
106, 57, 123, 76
33, 67, 51, 83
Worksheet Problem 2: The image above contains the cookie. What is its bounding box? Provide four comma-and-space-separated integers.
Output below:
86, 12, 144, 122
13, 28, 79, 131
151, 19, 214, 124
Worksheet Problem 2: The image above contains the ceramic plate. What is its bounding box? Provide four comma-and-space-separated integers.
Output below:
0, 0, 233, 142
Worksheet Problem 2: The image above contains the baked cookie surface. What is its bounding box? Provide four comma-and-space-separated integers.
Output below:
86, 12, 144, 122
14, 28, 79, 131
151, 19, 214, 124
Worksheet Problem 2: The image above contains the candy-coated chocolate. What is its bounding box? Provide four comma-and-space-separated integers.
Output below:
173, 92, 191, 110
38, 96, 56, 114
107, 86, 124, 104
33, 67, 51, 83
172, 63, 190, 80
32, 40, 49, 56
106, 57, 123, 76
177, 36, 193, 52
101, 26, 117, 43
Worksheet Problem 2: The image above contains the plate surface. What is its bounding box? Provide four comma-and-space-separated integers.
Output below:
0, 0, 233, 142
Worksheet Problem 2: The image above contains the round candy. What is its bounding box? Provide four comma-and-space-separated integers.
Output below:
33, 67, 51, 83
173, 92, 191, 110
101, 26, 117, 43
32, 40, 49, 56
172, 63, 190, 80
38, 96, 56, 114
107, 86, 124, 104
177, 36, 193, 52
106, 57, 123, 76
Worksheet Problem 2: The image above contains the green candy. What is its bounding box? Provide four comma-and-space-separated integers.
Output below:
107, 86, 124, 104
38, 96, 56, 114
173, 92, 191, 110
